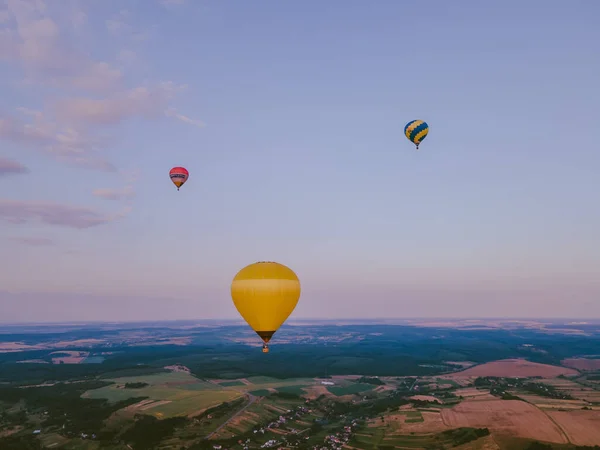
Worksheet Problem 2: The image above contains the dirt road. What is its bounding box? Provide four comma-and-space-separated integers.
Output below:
205, 379, 257, 440
205, 393, 257, 439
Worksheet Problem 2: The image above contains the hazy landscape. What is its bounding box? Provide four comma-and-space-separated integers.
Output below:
2, 0, 600, 448
1, 319, 599, 449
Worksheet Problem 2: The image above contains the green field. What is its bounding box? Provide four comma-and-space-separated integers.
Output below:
249, 389, 272, 396
401, 411, 423, 420
245, 376, 281, 384
82, 356, 105, 364
82, 371, 241, 418
352, 424, 487, 449
219, 380, 245, 387
434, 378, 460, 387
276, 385, 307, 395
327, 383, 374, 396
244, 376, 315, 387
220, 396, 305, 436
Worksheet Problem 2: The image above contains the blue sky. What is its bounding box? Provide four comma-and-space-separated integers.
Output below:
1, 0, 599, 322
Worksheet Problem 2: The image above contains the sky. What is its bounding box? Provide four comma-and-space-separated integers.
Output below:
1, 0, 599, 323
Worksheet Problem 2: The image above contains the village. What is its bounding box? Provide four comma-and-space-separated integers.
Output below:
210, 402, 363, 450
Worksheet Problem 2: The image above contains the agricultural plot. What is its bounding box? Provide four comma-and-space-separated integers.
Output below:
541, 378, 600, 404
449, 359, 578, 378
216, 397, 304, 437
547, 410, 600, 446
49, 350, 89, 364
372, 410, 448, 434
327, 383, 374, 396
244, 376, 315, 388
81, 355, 105, 364
276, 385, 308, 395
38, 432, 69, 448
562, 358, 600, 371
352, 423, 489, 450
440, 399, 568, 443
249, 389, 273, 397
398, 410, 424, 423
454, 388, 497, 401
434, 378, 460, 388
219, 380, 245, 387
509, 393, 588, 410
83, 372, 241, 418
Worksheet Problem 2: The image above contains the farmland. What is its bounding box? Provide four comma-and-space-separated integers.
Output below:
1, 320, 600, 448
441, 400, 569, 443
83, 371, 242, 418
533, 378, 600, 405
327, 382, 374, 396
547, 410, 600, 446
561, 358, 600, 371
449, 359, 579, 378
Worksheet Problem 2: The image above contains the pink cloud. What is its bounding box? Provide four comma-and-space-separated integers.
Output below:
1, 0, 122, 92
0, 198, 130, 229
9, 236, 54, 246
0, 110, 116, 171
0, 157, 29, 176
1, 0, 201, 177
54, 82, 186, 126
93, 186, 135, 201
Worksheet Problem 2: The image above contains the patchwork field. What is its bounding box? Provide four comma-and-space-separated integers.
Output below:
450, 359, 578, 378
83, 372, 241, 418
454, 388, 497, 401
327, 383, 374, 396
210, 375, 379, 400
219, 380, 246, 387
540, 378, 600, 404
511, 393, 588, 410
352, 421, 491, 450
49, 351, 89, 364
409, 394, 441, 403
226, 375, 315, 391
562, 358, 600, 371
547, 410, 600, 446
371, 409, 447, 434
212, 396, 305, 439
453, 435, 500, 449
440, 399, 568, 443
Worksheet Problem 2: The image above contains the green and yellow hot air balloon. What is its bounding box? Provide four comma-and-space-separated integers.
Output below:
231, 261, 301, 353
404, 119, 429, 150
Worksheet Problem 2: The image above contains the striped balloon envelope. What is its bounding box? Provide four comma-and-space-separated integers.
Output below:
404, 120, 429, 150
169, 167, 189, 191
231, 261, 301, 353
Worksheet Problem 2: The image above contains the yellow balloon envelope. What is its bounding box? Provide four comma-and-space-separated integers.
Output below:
231, 261, 301, 352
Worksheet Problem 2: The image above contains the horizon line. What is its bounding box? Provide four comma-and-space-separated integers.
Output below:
1, 317, 599, 326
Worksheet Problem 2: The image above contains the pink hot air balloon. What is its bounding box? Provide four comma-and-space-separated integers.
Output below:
169, 167, 189, 191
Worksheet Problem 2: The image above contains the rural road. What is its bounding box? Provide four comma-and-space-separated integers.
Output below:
205, 393, 257, 439
205, 379, 258, 440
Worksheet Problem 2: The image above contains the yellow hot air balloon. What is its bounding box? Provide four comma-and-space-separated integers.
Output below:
231, 261, 301, 353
